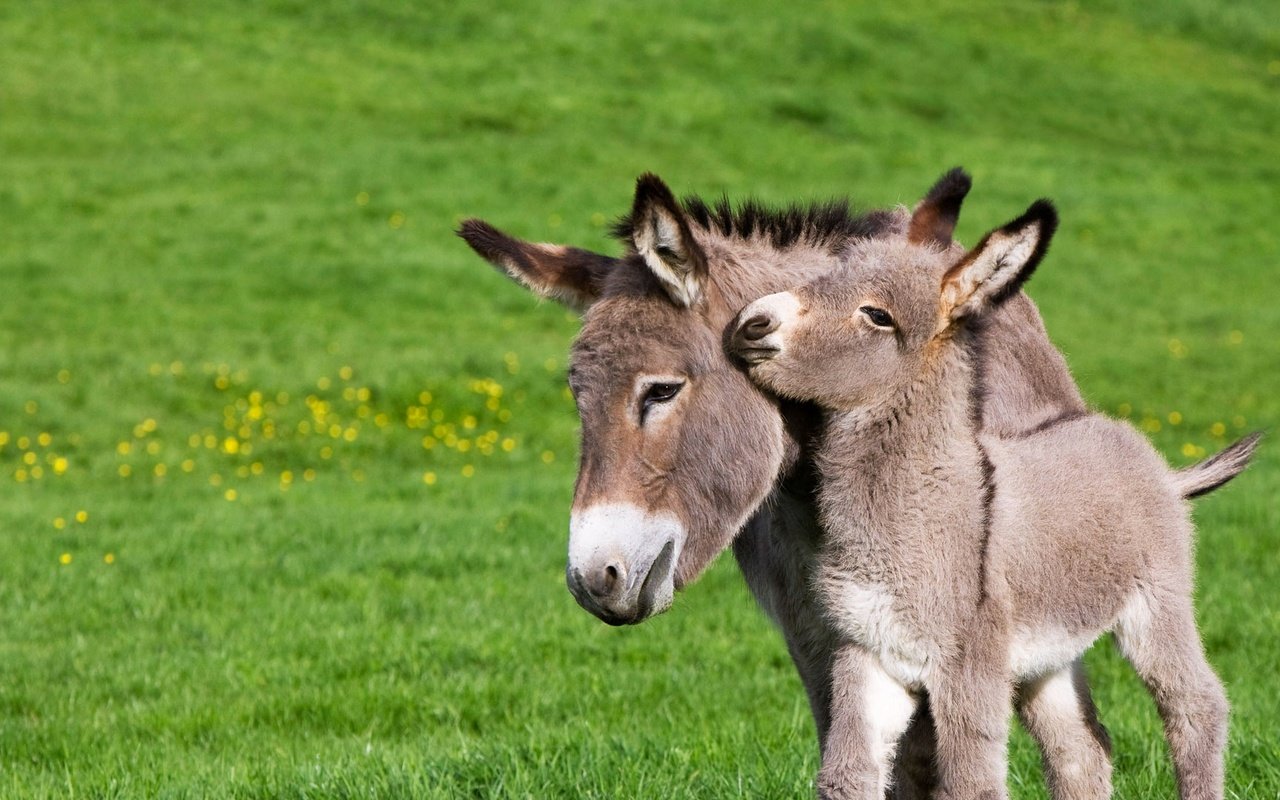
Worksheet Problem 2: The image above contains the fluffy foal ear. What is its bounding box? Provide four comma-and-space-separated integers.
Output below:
627, 173, 708, 308
940, 199, 1058, 323
457, 219, 617, 311
908, 167, 973, 246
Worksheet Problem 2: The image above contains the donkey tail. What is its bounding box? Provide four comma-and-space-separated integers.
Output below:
1173, 431, 1263, 499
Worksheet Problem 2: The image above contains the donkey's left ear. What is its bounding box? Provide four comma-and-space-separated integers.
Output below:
940, 199, 1058, 323
624, 173, 708, 308
908, 167, 972, 247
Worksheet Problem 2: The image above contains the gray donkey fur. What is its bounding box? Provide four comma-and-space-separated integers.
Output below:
729, 174, 1260, 800
460, 172, 1122, 798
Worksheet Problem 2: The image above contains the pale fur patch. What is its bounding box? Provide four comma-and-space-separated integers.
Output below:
825, 578, 932, 688
1012, 590, 1152, 679
1009, 625, 1102, 680
1113, 589, 1156, 664
569, 502, 687, 614
863, 661, 918, 782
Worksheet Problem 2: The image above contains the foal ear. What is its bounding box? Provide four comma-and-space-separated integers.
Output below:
457, 219, 617, 311
907, 167, 973, 247
940, 199, 1058, 324
626, 173, 708, 308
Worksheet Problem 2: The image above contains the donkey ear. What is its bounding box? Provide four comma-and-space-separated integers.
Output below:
626, 173, 708, 308
940, 199, 1058, 324
907, 167, 972, 246
457, 219, 617, 311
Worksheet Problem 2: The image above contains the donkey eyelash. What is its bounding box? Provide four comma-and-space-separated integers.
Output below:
859, 305, 895, 329
640, 381, 684, 423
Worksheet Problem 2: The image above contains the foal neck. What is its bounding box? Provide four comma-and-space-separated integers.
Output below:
820, 331, 982, 488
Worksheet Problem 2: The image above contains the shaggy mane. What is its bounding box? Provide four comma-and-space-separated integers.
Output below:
611, 195, 900, 251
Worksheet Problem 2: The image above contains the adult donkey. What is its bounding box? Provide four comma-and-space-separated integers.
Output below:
458, 169, 1112, 799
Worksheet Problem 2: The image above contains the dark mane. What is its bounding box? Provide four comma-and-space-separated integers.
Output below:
611, 195, 900, 251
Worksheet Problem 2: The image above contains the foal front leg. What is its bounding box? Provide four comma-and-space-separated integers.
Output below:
819, 644, 918, 800
930, 632, 1015, 800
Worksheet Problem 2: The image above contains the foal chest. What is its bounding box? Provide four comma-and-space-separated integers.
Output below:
821, 572, 935, 689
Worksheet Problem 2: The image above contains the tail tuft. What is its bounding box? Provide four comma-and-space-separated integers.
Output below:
1174, 432, 1263, 499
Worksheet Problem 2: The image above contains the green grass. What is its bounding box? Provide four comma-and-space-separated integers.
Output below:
2, 1, 1277, 796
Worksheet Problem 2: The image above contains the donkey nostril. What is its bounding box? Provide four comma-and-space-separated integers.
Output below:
590, 561, 624, 597
740, 313, 778, 341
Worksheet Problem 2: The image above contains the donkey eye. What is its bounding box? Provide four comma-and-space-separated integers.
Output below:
643, 382, 683, 408
859, 306, 895, 329
640, 382, 684, 423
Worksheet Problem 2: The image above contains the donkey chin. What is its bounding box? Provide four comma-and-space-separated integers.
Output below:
565, 503, 686, 626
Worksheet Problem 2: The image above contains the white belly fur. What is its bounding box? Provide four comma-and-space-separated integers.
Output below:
827, 577, 1128, 687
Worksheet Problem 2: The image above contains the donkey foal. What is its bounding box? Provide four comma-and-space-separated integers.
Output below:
729, 179, 1258, 800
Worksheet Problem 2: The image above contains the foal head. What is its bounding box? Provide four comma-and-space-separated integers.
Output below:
730, 171, 1059, 412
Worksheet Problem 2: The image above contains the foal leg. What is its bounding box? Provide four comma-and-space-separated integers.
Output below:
930, 614, 1014, 800
930, 674, 1013, 800
1114, 591, 1228, 800
1017, 659, 1112, 800
819, 644, 918, 800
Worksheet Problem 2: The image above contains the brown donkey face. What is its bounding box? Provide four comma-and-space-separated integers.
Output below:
459, 174, 788, 625
566, 293, 784, 624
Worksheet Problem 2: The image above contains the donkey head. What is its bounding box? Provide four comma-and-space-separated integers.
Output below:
460, 174, 869, 625
729, 169, 1058, 411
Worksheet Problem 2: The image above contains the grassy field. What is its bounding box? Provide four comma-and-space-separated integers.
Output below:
2, 1, 1277, 796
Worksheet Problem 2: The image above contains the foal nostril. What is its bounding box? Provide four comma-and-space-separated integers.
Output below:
739, 313, 778, 342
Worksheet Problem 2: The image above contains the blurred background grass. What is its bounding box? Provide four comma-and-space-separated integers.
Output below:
1, 1, 1277, 796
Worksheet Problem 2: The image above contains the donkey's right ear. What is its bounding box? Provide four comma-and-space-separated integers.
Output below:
622, 173, 708, 308
457, 219, 617, 311
939, 199, 1058, 325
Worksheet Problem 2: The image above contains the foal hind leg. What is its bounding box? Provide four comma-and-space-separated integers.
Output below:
1114, 591, 1228, 800
1017, 659, 1112, 800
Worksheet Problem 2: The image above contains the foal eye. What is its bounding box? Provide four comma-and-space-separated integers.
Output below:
859, 306, 895, 329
